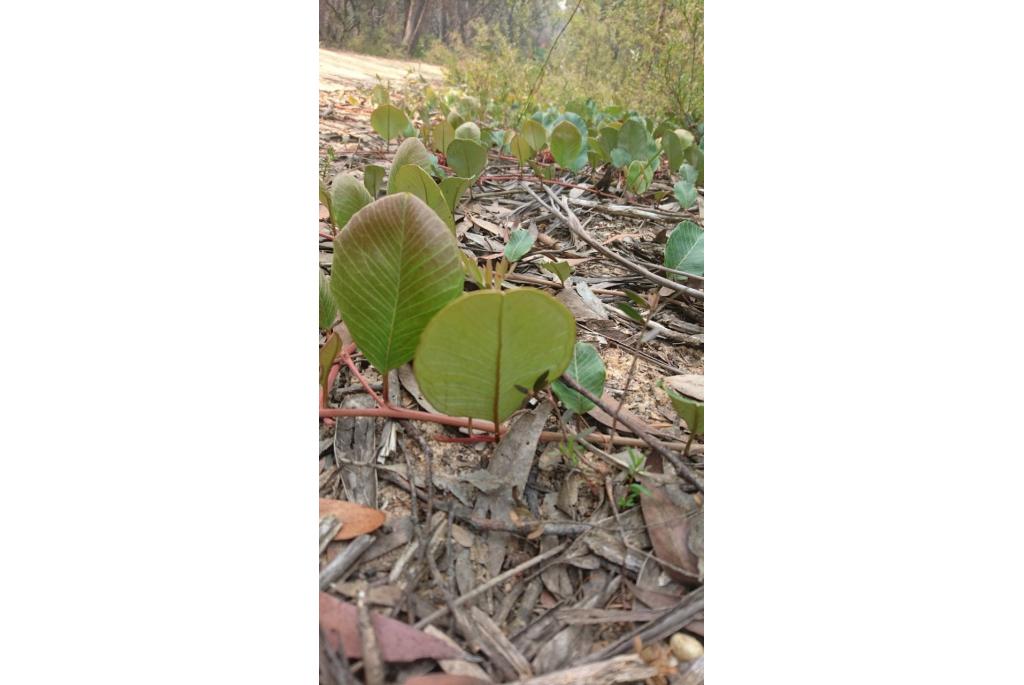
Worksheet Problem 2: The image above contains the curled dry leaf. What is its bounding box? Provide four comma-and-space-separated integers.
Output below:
320, 592, 461, 663
318, 498, 386, 541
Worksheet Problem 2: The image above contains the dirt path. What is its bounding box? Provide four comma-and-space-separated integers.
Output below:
319, 48, 444, 91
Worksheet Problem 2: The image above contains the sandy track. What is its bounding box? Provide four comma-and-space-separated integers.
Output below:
319, 48, 444, 91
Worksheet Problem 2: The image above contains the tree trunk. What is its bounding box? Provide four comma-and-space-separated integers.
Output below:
402, 0, 431, 54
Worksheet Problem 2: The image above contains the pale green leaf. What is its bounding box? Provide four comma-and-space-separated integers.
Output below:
626, 159, 654, 195
660, 381, 704, 435
552, 342, 606, 413
390, 165, 456, 233
664, 220, 704, 277
521, 119, 547, 152
363, 164, 385, 197
446, 139, 487, 179
387, 138, 434, 194
509, 133, 534, 164
319, 271, 337, 330
540, 260, 572, 284
431, 120, 456, 154
329, 174, 373, 230
504, 228, 535, 263
454, 121, 481, 142
331, 193, 463, 372
662, 130, 684, 173
439, 176, 473, 215
414, 289, 576, 424
370, 104, 410, 141
550, 120, 583, 170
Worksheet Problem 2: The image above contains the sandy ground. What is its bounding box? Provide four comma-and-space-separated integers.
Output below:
319, 48, 444, 91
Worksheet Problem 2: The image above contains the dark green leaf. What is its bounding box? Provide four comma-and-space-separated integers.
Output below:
550, 120, 584, 171
363, 164, 385, 197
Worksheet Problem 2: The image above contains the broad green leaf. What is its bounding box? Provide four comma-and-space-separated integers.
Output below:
431, 120, 456, 154
509, 133, 534, 164
626, 159, 654, 195
414, 289, 576, 424
662, 130, 685, 173
329, 174, 373, 230
390, 165, 456, 232
363, 164, 385, 197
387, 138, 434, 194
454, 121, 481, 142
611, 118, 657, 169
664, 220, 704, 277
550, 120, 583, 170
319, 271, 337, 330
331, 193, 463, 372
370, 104, 410, 141
521, 119, 547, 151
552, 342, 606, 413
541, 260, 572, 284
660, 381, 704, 435
439, 176, 473, 215
446, 139, 487, 179
504, 228, 535, 263
673, 180, 697, 208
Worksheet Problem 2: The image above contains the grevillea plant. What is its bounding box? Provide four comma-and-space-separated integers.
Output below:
324, 191, 580, 433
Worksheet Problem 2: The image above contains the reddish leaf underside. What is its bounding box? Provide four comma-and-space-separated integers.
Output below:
319, 593, 461, 662
318, 498, 386, 541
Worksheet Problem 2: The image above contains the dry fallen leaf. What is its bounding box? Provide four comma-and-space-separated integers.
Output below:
639, 481, 702, 584
320, 592, 461, 663
403, 675, 491, 685
318, 498, 386, 540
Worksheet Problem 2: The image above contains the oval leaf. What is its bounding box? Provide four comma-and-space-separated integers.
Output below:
331, 193, 464, 373
509, 133, 534, 165
454, 121, 481, 142
662, 129, 685, 173
439, 176, 473, 215
552, 342, 606, 413
329, 174, 373, 230
504, 228, 535, 263
363, 164, 385, 197
549, 120, 583, 170
414, 289, 576, 424
611, 118, 657, 168
390, 165, 456, 232
387, 138, 434, 194
431, 120, 456, 154
660, 381, 704, 435
446, 139, 487, 179
664, 220, 704, 277
521, 119, 547, 151
319, 498, 386, 540
370, 104, 410, 141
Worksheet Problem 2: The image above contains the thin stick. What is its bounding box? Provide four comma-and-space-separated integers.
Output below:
513, 0, 585, 129
414, 542, 569, 629
533, 184, 704, 299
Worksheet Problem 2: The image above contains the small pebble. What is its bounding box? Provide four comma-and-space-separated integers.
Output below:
670, 632, 703, 662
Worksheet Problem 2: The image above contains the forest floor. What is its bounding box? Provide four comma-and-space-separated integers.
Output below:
319, 55, 704, 685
